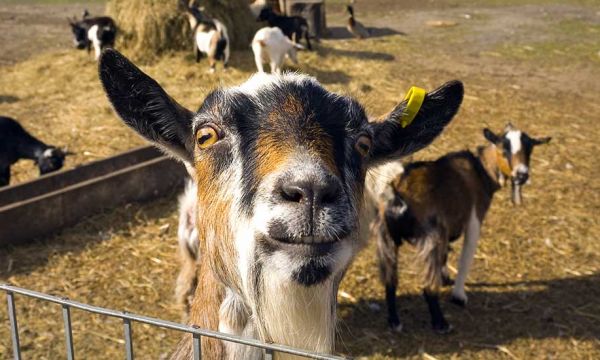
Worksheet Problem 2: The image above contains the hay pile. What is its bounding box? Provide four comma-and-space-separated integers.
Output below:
106, 0, 259, 62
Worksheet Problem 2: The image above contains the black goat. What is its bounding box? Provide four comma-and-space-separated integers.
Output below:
68, 10, 117, 60
257, 8, 312, 50
0, 116, 70, 187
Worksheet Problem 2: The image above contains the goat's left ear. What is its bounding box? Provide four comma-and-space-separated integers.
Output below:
531, 136, 551, 146
368, 80, 463, 164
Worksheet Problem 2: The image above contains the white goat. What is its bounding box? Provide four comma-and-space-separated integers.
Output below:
252, 27, 304, 74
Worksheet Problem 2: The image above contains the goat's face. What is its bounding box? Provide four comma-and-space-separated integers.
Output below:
99, 50, 463, 291
37, 147, 66, 175
69, 23, 88, 49
483, 124, 551, 204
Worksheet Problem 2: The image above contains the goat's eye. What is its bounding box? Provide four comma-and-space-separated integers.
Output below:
355, 135, 372, 157
197, 126, 220, 149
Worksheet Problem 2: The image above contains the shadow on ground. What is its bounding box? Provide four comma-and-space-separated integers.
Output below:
325, 26, 406, 40
0, 95, 19, 104
0, 193, 178, 278
337, 273, 600, 357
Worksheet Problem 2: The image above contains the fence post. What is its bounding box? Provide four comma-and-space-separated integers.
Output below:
6, 291, 22, 360
62, 303, 75, 360
264, 348, 274, 360
123, 317, 134, 360
192, 332, 201, 360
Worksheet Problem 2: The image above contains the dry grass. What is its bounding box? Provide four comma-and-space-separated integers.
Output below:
1, 0, 600, 359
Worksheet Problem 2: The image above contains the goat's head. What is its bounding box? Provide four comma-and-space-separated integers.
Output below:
68, 18, 88, 49
180, 0, 205, 30
257, 7, 276, 22
483, 123, 551, 205
36, 147, 69, 175
99, 49, 462, 349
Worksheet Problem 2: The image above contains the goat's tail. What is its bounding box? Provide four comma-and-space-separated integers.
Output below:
416, 228, 448, 291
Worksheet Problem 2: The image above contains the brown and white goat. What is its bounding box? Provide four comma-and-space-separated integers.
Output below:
98, 49, 463, 358
371, 124, 551, 333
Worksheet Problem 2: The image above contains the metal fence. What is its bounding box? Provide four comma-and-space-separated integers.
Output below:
1, 284, 345, 360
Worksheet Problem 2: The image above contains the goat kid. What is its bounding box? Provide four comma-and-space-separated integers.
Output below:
68, 11, 116, 60
257, 8, 312, 51
0, 116, 70, 187
99, 49, 463, 359
181, 1, 230, 73
175, 180, 200, 316
372, 124, 551, 333
252, 27, 304, 74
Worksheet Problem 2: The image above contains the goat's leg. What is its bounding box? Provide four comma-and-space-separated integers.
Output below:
419, 230, 451, 333
0, 166, 10, 187
374, 214, 402, 331
451, 208, 481, 306
254, 53, 264, 73
441, 248, 454, 286
303, 28, 313, 50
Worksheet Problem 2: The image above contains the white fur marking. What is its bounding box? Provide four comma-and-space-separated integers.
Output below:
506, 130, 522, 155
87, 25, 101, 60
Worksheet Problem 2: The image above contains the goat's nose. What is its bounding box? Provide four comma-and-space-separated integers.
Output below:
280, 179, 340, 208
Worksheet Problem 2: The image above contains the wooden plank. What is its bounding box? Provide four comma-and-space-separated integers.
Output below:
0, 146, 162, 208
0, 156, 186, 246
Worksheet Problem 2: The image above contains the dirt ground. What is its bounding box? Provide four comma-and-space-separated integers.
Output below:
1, 0, 599, 359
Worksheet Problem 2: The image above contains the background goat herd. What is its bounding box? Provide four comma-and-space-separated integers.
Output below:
1, 0, 599, 359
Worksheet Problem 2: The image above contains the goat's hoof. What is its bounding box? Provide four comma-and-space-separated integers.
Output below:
442, 275, 455, 286
388, 318, 403, 333
450, 295, 467, 308
432, 322, 453, 335
389, 322, 403, 333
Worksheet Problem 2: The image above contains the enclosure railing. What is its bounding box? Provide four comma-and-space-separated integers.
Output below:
1, 284, 346, 360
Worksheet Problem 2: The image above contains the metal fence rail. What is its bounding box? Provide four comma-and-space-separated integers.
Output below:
1, 284, 345, 360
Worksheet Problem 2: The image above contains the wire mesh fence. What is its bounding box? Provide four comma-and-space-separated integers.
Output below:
1, 284, 345, 360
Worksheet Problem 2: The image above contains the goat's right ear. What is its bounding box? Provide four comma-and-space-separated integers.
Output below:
483, 128, 500, 144
99, 49, 195, 164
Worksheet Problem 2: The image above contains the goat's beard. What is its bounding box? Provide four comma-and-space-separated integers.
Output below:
250, 259, 341, 358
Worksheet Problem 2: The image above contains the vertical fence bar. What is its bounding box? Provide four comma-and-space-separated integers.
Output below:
62, 304, 75, 360
123, 317, 134, 360
6, 291, 22, 360
192, 332, 201, 360
264, 348, 274, 360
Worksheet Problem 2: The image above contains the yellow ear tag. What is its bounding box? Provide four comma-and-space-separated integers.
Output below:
400, 86, 426, 128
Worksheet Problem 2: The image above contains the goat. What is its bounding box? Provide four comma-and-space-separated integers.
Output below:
175, 180, 200, 316
181, 1, 230, 73
68, 11, 116, 60
98, 49, 463, 358
371, 124, 551, 333
0, 116, 70, 187
252, 27, 304, 74
346, 5, 370, 39
257, 7, 312, 50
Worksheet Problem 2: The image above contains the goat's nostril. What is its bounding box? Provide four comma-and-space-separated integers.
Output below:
281, 184, 307, 203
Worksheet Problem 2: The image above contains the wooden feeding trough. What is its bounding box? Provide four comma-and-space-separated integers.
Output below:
0, 146, 187, 246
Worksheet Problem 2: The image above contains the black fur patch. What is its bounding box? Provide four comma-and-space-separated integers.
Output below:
291, 259, 332, 286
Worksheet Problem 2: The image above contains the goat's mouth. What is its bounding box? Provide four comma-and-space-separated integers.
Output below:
259, 235, 345, 286
262, 235, 340, 257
